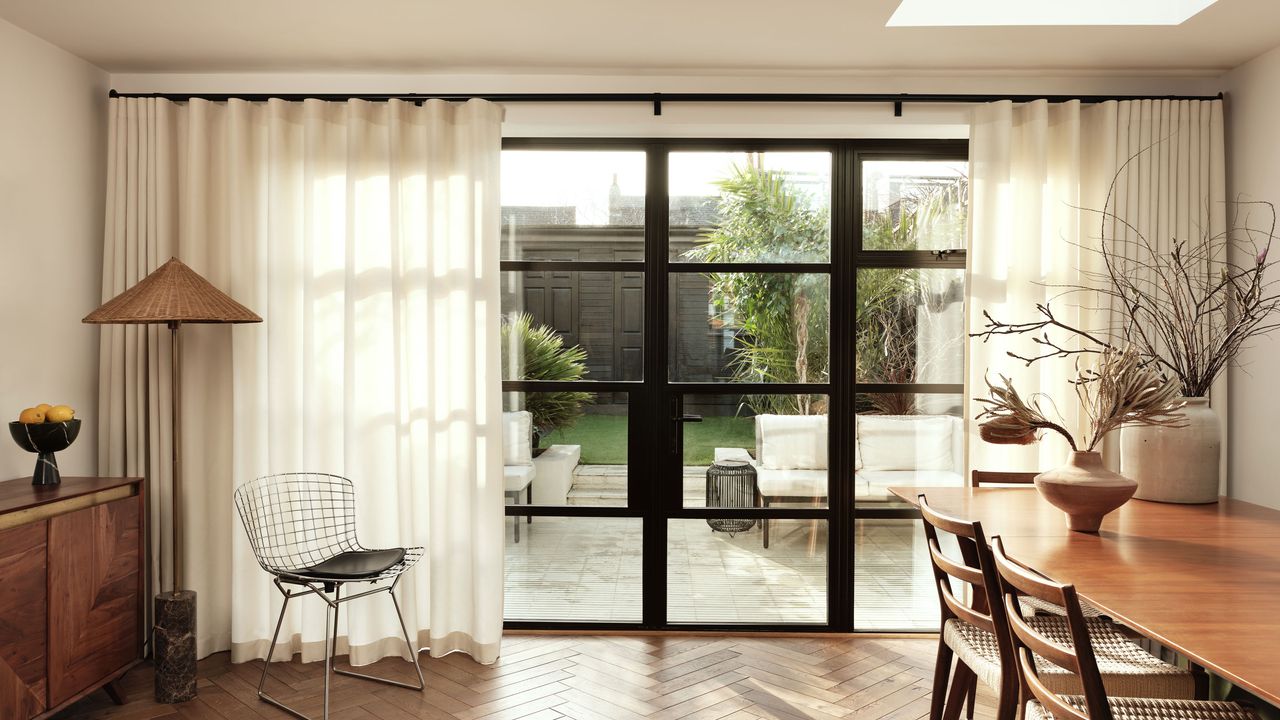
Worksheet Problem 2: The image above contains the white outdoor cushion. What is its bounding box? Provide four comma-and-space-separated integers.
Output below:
755, 414, 828, 470
502, 410, 534, 466
756, 468, 828, 499
855, 469, 963, 500
856, 415, 954, 472
504, 464, 536, 493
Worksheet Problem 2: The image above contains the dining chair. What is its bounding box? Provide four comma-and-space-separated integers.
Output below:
990, 536, 1257, 720
234, 473, 426, 720
918, 494, 1198, 720
971, 470, 1039, 487
970, 471, 1105, 620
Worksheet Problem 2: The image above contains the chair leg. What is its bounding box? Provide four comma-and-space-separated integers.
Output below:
762, 499, 771, 549
929, 635, 954, 720
942, 662, 976, 720
330, 585, 425, 692
966, 679, 977, 720
322, 600, 334, 720
257, 593, 289, 697
527, 485, 533, 525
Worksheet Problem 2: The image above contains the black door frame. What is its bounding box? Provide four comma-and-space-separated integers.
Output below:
502, 137, 968, 632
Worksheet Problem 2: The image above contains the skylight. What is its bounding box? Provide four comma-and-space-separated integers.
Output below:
886, 0, 1220, 27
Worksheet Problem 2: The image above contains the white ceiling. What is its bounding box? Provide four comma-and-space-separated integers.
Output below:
1, 0, 1277, 75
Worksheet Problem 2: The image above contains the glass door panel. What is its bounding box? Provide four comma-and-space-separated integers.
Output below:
668, 518, 828, 625
669, 151, 832, 263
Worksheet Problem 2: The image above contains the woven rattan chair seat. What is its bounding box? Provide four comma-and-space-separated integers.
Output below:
1026, 696, 1261, 720
944, 616, 1195, 699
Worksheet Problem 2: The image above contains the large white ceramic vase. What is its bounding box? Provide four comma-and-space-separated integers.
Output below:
1121, 397, 1221, 504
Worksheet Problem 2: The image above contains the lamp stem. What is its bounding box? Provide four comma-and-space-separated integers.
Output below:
169, 320, 183, 595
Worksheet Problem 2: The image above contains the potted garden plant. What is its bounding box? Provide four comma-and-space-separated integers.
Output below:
500, 312, 593, 453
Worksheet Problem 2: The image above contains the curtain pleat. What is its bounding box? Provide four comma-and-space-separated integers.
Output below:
97, 96, 506, 665
967, 99, 1226, 477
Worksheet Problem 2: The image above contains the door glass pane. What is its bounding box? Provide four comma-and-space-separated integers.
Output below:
505, 517, 642, 622
501, 150, 646, 260
853, 394, 961, 632
670, 272, 829, 383
855, 518, 938, 630
861, 160, 968, 251
668, 519, 827, 624
680, 393, 828, 510
854, 393, 963, 507
670, 152, 832, 263
856, 267, 964, 385
502, 270, 643, 382
502, 392, 626, 507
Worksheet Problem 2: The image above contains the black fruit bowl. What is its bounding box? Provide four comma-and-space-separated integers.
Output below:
9, 419, 81, 485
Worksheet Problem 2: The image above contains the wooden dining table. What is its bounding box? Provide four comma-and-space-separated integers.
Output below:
890, 486, 1280, 709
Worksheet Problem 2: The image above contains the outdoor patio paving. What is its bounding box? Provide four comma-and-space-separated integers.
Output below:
503, 514, 940, 630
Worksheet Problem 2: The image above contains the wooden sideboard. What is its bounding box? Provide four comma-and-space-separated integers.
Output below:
0, 476, 146, 718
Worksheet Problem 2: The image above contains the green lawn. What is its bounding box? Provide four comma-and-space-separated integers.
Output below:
539, 414, 754, 465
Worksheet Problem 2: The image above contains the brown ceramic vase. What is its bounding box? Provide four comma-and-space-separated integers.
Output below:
1034, 450, 1137, 533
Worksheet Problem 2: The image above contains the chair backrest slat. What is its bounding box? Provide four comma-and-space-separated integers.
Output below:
1017, 647, 1090, 720
971, 470, 1038, 487
991, 537, 1114, 720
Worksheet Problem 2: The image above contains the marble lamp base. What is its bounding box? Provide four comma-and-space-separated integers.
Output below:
154, 590, 197, 703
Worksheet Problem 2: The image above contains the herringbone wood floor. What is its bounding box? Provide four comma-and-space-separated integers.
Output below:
53, 635, 998, 720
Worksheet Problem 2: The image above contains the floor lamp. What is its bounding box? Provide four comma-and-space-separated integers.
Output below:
84, 257, 261, 703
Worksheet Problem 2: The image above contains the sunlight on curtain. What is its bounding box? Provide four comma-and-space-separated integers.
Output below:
97, 96, 506, 665
966, 99, 1225, 475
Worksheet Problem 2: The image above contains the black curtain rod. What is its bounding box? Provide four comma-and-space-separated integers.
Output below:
107, 90, 1223, 117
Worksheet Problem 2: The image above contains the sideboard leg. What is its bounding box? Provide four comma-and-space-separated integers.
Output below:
104, 680, 128, 706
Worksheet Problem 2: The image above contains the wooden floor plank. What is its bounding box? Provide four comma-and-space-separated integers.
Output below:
53, 635, 1010, 720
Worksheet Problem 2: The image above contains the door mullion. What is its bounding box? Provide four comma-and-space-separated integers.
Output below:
640, 144, 670, 629
828, 143, 856, 632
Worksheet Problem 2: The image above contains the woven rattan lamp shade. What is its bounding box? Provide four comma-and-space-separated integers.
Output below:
83, 257, 261, 324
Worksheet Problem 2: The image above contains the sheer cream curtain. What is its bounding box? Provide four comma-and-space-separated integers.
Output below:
967, 98, 1225, 474
96, 96, 507, 664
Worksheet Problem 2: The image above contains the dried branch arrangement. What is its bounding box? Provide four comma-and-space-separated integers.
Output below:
976, 347, 1185, 452
972, 155, 1280, 398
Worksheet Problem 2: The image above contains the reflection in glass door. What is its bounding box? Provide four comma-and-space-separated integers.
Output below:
665, 150, 835, 628
499, 140, 968, 632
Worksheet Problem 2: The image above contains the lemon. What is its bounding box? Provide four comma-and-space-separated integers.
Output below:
18, 407, 45, 424
46, 405, 75, 423
35, 403, 51, 414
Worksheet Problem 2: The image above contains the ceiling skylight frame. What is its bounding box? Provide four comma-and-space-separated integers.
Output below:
886, 0, 1220, 27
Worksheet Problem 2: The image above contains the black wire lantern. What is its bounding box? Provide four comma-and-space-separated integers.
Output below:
705, 460, 759, 535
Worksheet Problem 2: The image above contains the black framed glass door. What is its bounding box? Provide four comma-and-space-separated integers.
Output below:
499, 138, 967, 632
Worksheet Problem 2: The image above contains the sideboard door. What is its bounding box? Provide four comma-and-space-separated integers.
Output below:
47, 497, 141, 708
0, 521, 48, 717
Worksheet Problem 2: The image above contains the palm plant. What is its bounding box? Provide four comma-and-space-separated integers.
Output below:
500, 312, 593, 442
685, 161, 830, 415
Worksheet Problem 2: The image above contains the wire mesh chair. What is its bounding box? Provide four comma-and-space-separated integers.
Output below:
234, 472, 425, 720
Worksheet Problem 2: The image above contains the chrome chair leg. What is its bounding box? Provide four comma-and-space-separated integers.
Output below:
323, 600, 334, 720
258, 590, 314, 720
331, 581, 425, 691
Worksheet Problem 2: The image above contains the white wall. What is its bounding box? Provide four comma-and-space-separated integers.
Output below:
1223, 44, 1280, 509
0, 18, 108, 480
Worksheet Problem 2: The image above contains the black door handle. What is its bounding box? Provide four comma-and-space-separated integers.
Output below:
677, 414, 703, 423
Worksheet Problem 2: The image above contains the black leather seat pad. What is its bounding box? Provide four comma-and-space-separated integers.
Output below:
294, 548, 407, 580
